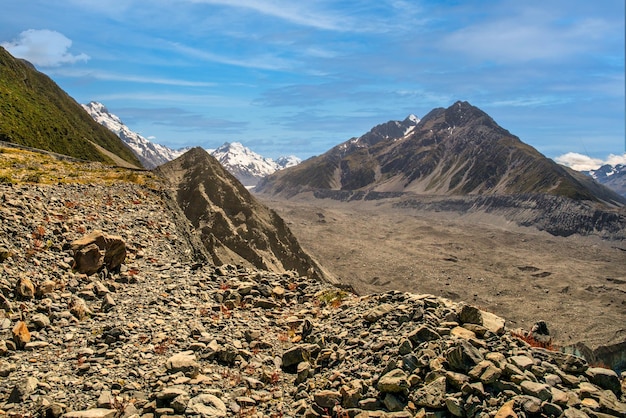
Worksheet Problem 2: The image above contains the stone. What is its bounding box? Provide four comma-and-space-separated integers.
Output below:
412, 376, 447, 409
186, 394, 227, 417
585, 367, 621, 396
364, 303, 394, 323
61, 409, 118, 418
446, 340, 484, 372
8, 376, 38, 403
451, 326, 476, 340
16, 276, 35, 299
383, 393, 406, 412
515, 395, 542, 415
314, 390, 342, 408
508, 355, 534, 371
31, 312, 51, 329
12, 320, 31, 348
101, 293, 116, 312
0, 360, 17, 377
166, 352, 200, 377
73, 243, 104, 275
282, 344, 313, 369
407, 325, 441, 344
458, 304, 483, 325
494, 400, 517, 418
378, 369, 410, 393
71, 231, 126, 274
520, 381, 552, 402
445, 396, 465, 417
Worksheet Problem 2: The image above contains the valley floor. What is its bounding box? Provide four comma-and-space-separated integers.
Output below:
259, 194, 626, 351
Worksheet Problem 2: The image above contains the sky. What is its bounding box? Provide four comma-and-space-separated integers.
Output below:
1, 0, 624, 166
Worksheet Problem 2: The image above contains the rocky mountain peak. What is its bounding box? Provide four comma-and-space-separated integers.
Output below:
154, 148, 329, 280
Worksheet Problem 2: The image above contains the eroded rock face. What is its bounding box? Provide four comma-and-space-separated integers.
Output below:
154, 148, 331, 282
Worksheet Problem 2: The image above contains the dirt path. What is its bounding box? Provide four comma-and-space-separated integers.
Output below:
260, 195, 626, 350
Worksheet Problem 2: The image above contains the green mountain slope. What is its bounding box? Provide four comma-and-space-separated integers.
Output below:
0, 47, 141, 167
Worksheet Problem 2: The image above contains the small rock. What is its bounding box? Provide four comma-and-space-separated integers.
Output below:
16, 276, 35, 299
186, 394, 227, 417
12, 320, 31, 348
378, 369, 410, 393
8, 376, 38, 403
166, 352, 200, 377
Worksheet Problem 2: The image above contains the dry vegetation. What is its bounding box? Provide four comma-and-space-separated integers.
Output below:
0, 146, 159, 186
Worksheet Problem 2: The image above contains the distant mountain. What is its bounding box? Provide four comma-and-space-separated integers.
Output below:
0, 47, 141, 167
257, 101, 624, 206
82, 102, 301, 183
211, 142, 301, 188
154, 147, 329, 280
82, 101, 188, 169
583, 164, 626, 197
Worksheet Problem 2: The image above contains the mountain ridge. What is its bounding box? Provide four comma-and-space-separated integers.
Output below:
257, 101, 625, 207
0, 47, 141, 167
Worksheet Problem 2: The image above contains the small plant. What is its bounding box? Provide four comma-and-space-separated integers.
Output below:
511, 331, 558, 351
317, 289, 349, 308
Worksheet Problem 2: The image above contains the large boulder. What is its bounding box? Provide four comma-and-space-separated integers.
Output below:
71, 231, 126, 275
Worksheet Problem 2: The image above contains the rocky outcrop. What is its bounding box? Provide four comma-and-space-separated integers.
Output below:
155, 147, 331, 281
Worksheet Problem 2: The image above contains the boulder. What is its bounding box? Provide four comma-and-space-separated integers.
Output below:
71, 230, 126, 275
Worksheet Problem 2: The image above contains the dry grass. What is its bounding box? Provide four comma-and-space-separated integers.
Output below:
0, 146, 160, 187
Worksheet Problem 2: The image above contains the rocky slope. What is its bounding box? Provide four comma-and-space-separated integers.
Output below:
0, 48, 141, 168
0, 174, 625, 417
154, 147, 328, 281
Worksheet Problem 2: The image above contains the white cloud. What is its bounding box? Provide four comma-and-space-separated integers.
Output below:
555, 152, 626, 171
1, 29, 90, 67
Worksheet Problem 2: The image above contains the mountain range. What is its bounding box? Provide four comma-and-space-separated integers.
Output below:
82, 101, 300, 186
81, 101, 189, 169
257, 101, 625, 207
584, 164, 626, 197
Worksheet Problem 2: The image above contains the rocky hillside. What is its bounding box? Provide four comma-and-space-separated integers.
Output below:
257, 101, 624, 207
0, 156, 625, 417
154, 147, 328, 281
0, 48, 141, 168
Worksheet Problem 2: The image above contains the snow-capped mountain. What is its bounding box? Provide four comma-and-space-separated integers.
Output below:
583, 164, 626, 197
83, 101, 301, 185
81, 102, 188, 169
211, 142, 301, 188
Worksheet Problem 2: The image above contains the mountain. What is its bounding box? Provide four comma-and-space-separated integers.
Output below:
211, 142, 301, 188
81, 101, 188, 169
81, 102, 301, 183
154, 147, 329, 280
0, 47, 141, 167
257, 101, 624, 206
584, 164, 626, 197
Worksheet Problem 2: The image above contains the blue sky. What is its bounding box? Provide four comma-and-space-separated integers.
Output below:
1, 0, 624, 166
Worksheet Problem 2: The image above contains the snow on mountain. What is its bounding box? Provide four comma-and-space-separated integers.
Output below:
583, 164, 626, 197
81, 101, 187, 169
83, 101, 301, 186
211, 142, 301, 188
275, 155, 301, 169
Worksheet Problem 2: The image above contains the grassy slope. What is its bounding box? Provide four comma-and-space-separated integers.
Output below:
0, 47, 141, 167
